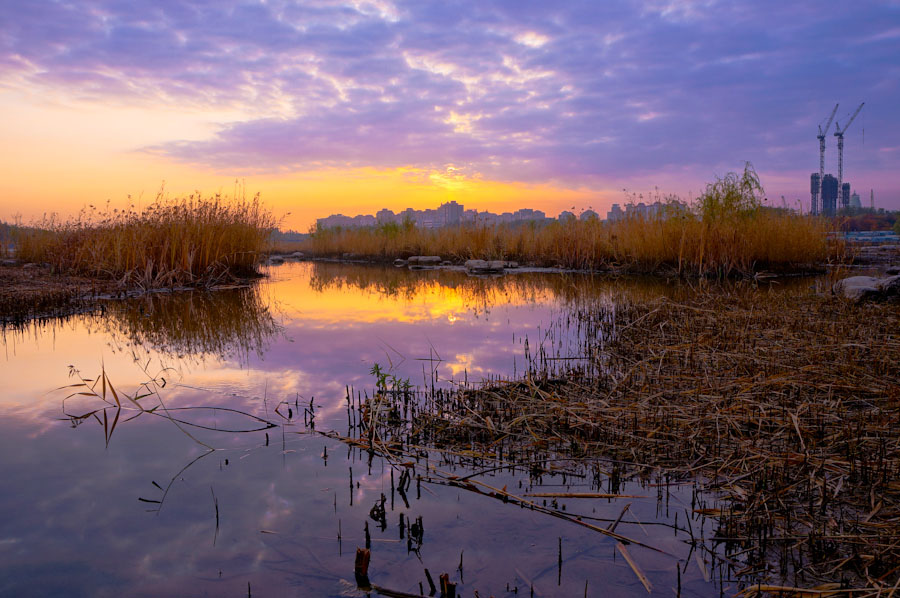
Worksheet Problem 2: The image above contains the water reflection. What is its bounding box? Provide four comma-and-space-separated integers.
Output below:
96, 286, 281, 363
307, 260, 682, 312
0, 262, 744, 597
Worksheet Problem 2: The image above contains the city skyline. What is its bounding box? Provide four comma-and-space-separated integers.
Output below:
315, 198, 687, 230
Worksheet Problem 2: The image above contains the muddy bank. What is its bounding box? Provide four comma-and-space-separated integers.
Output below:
0, 261, 120, 324
0, 261, 255, 325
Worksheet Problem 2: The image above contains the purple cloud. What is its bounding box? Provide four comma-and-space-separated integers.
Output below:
1, 0, 898, 202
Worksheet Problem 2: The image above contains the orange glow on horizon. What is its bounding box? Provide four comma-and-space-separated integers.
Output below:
0, 91, 613, 230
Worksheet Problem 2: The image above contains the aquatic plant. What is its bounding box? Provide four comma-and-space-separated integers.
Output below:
15, 192, 274, 288
343, 286, 900, 592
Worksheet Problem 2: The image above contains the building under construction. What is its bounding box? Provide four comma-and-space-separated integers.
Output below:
810, 102, 864, 216
811, 174, 851, 217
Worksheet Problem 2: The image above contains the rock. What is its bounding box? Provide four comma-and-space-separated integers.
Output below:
407, 256, 442, 266
290, 251, 304, 258
1, 259, 17, 266
504, 261, 519, 269
22, 262, 39, 269
878, 274, 900, 295
441, 260, 452, 266
465, 259, 506, 274
407, 256, 442, 269
268, 255, 285, 265
833, 275, 898, 302
887, 266, 900, 275
393, 258, 407, 267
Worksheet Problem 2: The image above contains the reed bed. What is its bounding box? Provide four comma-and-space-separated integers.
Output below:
15, 193, 274, 288
302, 168, 841, 277
345, 288, 900, 593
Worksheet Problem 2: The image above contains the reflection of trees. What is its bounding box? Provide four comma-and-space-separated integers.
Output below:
95, 286, 280, 363
308, 261, 681, 310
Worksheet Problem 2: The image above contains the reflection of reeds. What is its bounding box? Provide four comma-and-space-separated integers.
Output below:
300, 167, 842, 277
308, 261, 682, 308
15, 193, 274, 288
351, 287, 900, 591
95, 286, 279, 362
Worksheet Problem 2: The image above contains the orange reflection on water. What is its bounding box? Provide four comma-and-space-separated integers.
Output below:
269, 261, 563, 326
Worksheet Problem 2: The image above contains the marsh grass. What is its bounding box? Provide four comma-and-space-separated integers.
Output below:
302, 166, 841, 277
15, 193, 274, 288
346, 287, 900, 592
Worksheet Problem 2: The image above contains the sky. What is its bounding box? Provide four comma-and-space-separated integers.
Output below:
1, 0, 898, 230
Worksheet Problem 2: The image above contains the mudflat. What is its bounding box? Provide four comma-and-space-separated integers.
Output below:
0, 261, 119, 323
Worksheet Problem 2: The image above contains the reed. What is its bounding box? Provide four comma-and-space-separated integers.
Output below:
15, 193, 274, 288
346, 286, 900, 591
300, 166, 841, 277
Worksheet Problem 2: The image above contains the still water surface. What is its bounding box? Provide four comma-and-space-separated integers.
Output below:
1, 262, 733, 597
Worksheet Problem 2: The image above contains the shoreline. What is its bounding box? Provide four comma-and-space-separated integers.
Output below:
3, 248, 897, 326
0, 261, 257, 326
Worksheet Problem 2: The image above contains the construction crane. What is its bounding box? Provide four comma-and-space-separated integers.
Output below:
815, 103, 839, 215
834, 102, 865, 210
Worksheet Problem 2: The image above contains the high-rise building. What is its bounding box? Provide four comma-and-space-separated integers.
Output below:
437, 201, 463, 226
850, 191, 861, 209
607, 204, 624, 221
841, 183, 851, 210
810, 173, 820, 215
821, 174, 839, 216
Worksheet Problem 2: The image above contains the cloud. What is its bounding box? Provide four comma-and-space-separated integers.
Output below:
1, 0, 898, 193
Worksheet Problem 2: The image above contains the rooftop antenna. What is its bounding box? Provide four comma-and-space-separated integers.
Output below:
834, 102, 865, 210
815, 103, 839, 215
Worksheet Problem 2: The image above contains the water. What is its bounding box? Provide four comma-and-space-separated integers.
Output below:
1, 262, 732, 597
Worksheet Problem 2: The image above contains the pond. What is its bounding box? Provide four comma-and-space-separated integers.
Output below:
1, 262, 761, 597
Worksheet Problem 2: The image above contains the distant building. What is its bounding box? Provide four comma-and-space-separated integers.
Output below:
606, 204, 624, 221
841, 183, 851, 210
437, 201, 464, 226
558, 210, 576, 223
821, 174, 839, 216
376, 209, 397, 224
318, 200, 573, 230
580, 209, 599, 221
850, 191, 861, 209
810, 173, 821, 215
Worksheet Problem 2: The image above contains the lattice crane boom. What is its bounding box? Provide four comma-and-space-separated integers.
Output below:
814, 103, 839, 214
834, 102, 865, 210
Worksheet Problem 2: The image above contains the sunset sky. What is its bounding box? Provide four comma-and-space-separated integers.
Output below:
1, 0, 898, 230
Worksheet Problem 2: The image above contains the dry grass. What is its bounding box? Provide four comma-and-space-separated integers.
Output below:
301, 167, 842, 277
15, 193, 274, 288
348, 287, 900, 592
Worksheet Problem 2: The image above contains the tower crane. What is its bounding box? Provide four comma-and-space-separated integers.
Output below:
834, 102, 864, 210
815, 104, 839, 215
